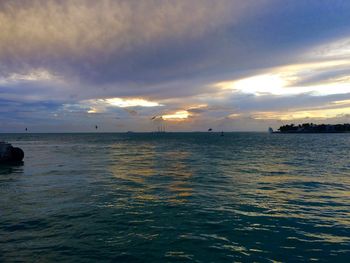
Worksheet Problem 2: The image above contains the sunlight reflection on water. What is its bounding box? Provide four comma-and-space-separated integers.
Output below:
1, 133, 350, 262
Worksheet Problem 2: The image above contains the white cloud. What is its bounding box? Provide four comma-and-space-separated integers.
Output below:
309, 37, 350, 59
0, 69, 57, 84
105, 98, 161, 108
77, 97, 162, 114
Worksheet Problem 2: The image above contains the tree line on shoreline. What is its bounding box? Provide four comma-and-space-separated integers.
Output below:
278, 123, 350, 133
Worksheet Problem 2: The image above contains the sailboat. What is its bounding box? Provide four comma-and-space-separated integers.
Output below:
157, 123, 166, 133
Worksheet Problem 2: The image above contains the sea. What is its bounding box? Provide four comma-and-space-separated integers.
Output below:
1, 132, 350, 262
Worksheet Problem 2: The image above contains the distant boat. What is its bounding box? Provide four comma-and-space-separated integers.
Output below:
95, 125, 98, 130
268, 127, 274, 133
208, 128, 213, 132
156, 124, 166, 133
220, 131, 224, 136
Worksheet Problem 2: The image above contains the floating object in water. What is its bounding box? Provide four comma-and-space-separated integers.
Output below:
95, 125, 98, 130
208, 128, 213, 132
268, 127, 274, 133
0, 142, 24, 163
25, 128, 28, 131
220, 131, 224, 136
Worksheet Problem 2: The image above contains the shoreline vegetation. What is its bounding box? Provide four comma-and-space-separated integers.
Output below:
273, 123, 350, 133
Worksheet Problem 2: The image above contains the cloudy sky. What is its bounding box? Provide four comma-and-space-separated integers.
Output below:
1, 0, 350, 132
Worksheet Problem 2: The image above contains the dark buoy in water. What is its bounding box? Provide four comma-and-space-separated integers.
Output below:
0, 142, 24, 164
11, 147, 24, 161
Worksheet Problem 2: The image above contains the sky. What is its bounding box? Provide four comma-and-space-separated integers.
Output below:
1, 0, 350, 132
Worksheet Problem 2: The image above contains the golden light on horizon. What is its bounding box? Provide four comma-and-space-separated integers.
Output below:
87, 108, 98, 114
332, 99, 350, 106
162, 110, 190, 120
214, 59, 350, 97
227, 113, 241, 119
214, 73, 299, 96
252, 106, 350, 120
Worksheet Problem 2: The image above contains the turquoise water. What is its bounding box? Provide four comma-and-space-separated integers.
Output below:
1, 133, 350, 262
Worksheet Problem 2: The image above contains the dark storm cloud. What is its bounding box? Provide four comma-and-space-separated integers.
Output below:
1, 1, 349, 90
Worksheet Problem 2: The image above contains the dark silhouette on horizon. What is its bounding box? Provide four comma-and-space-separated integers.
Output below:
277, 123, 350, 133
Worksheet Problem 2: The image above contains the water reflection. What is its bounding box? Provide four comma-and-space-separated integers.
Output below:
0, 163, 24, 187
0, 163, 24, 175
252, 153, 350, 245
109, 142, 156, 184
109, 141, 193, 204
2, 133, 350, 262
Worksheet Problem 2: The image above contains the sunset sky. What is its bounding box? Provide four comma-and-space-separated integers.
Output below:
1, 0, 350, 132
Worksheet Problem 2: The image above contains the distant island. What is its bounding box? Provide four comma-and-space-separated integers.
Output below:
272, 123, 350, 133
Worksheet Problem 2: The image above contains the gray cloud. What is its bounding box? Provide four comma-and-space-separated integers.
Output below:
1, 0, 350, 131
